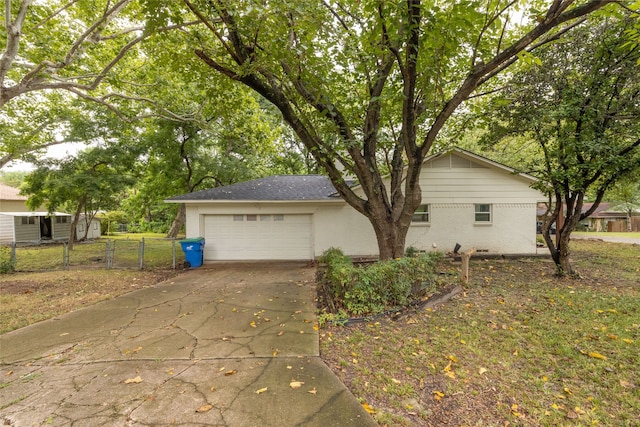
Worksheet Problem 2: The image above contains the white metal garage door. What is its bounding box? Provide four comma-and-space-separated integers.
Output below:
203, 214, 313, 260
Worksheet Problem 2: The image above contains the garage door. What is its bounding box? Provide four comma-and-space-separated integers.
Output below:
203, 214, 313, 260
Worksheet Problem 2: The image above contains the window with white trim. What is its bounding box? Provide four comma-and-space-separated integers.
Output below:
233, 215, 244, 221
412, 204, 430, 223
474, 204, 492, 222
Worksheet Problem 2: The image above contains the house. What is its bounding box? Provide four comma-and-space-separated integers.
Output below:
0, 212, 72, 244
580, 202, 640, 232
166, 148, 546, 261
0, 183, 31, 212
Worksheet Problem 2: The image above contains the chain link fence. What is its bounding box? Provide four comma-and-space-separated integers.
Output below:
1, 238, 186, 273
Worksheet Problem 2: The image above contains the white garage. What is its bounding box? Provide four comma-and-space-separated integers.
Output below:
202, 213, 313, 260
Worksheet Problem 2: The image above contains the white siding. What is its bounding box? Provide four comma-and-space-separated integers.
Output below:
0, 215, 15, 243
14, 217, 40, 242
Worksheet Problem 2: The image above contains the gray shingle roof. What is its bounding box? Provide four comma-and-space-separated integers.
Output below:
167, 175, 341, 201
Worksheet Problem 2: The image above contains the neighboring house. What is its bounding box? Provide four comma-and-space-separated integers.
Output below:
166, 148, 546, 261
0, 183, 31, 212
76, 215, 102, 240
0, 212, 72, 244
580, 202, 640, 232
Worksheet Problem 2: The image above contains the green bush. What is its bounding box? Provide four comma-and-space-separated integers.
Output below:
319, 247, 441, 316
0, 246, 15, 274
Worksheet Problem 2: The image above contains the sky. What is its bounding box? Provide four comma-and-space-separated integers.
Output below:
3, 142, 87, 172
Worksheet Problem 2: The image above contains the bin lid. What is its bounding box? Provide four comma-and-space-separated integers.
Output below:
179, 237, 205, 243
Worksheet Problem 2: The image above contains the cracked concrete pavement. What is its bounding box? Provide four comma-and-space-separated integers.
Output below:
0, 263, 377, 426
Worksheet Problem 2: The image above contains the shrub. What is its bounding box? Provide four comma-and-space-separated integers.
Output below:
319, 247, 441, 317
0, 246, 15, 274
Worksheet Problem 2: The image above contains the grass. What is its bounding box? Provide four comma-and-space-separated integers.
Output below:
573, 231, 640, 239
4, 233, 184, 271
0, 269, 181, 334
320, 240, 640, 426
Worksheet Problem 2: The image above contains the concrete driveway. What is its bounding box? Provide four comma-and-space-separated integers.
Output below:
0, 263, 376, 426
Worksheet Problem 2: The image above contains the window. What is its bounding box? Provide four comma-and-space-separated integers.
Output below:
273, 214, 284, 221
260, 215, 271, 221
78, 223, 85, 232
21, 217, 35, 225
233, 215, 244, 221
246, 214, 257, 221
55, 216, 68, 224
475, 204, 492, 222
412, 204, 430, 223
93, 222, 99, 230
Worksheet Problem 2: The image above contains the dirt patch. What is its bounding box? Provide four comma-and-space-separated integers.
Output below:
0, 269, 182, 333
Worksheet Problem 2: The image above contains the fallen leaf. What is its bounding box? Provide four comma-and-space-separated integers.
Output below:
620, 380, 635, 389
308, 388, 317, 395
478, 367, 488, 375
511, 403, 524, 417
250, 321, 257, 328
448, 355, 459, 363
133, 346, 142, 353
588, 352, 607, 360
433, 390, 445, 401
255, 387, 268, 394
362, 402, 376, 413
567, 410, 578, 419
224, 370, 237, 376
277, 331, 284, 336
196, 404, 213, 413
290, 380, 305, 389
124, 376, 143, 384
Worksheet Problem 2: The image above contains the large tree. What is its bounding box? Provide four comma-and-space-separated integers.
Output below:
479, 13, 640, 275
0, 0, 202, 168
21, 146, 137, 249
143, 0, 619, 259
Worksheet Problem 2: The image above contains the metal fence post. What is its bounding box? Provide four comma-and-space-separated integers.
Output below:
11, 242, 17, 271
105, 240, 111, 269
139, 238, 145, 270
172, 238, 176, 270
63, 242, 69, 270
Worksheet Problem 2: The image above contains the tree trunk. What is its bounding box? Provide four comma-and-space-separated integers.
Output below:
166, 203, 186, 239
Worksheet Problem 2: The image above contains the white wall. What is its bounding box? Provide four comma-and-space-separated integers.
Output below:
406, 203, 537, 254
0, 215, 16, 243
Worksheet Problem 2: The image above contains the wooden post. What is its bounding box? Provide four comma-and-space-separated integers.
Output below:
447, 246, 476, 284
460, 248, 476, 284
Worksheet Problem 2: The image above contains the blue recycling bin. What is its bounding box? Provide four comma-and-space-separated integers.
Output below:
179, 237, 205, 268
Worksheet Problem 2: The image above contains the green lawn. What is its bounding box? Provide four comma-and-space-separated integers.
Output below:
321, 240, 640, 426
573, 231, 640, 239
6, 234, 184, 272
